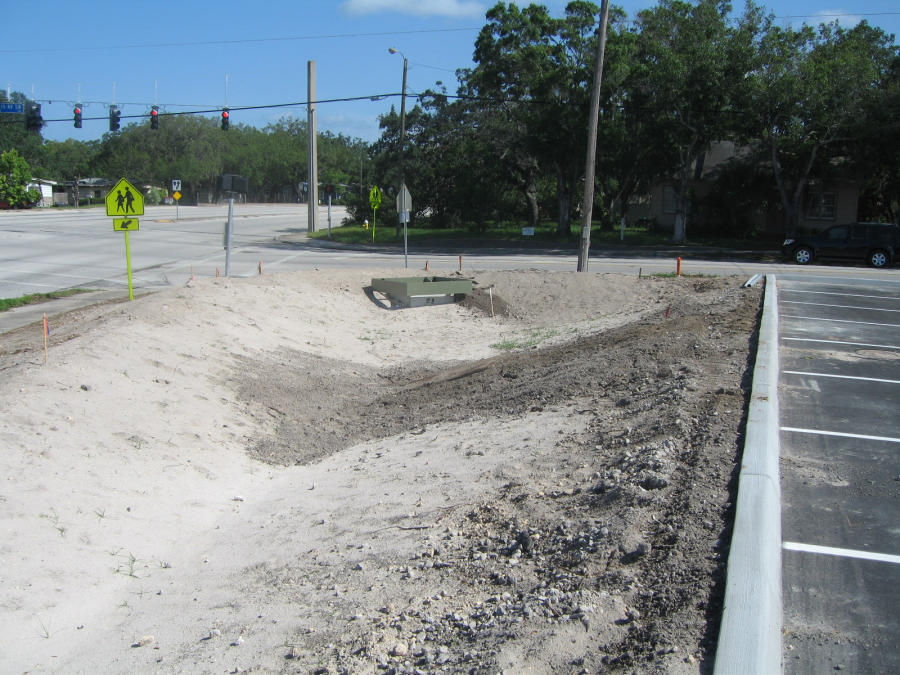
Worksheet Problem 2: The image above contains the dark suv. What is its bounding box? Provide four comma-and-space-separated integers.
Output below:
782, 222, 900, 268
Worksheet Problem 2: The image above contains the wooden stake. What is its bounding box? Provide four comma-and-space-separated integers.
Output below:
43, 313, 49, 364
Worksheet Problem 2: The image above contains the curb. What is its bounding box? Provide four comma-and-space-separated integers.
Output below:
714, 274, 782, 674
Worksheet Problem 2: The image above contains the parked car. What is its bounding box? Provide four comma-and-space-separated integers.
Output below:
782, 222, 900, 268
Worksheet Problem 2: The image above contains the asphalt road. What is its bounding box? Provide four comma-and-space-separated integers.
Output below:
778, 273, 900, 673
7, 204, 900, 303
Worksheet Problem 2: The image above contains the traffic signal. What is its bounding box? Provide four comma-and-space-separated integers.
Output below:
150, 106, 159, 130
221, 107, 229, 131
109, 105, 121, 131
25, 101, 43, 132
74, 104, 82, 128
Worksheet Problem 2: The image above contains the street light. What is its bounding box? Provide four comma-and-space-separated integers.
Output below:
388, 47, 408, 183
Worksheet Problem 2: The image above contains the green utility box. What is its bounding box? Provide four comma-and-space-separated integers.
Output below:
371, 276, 473, 308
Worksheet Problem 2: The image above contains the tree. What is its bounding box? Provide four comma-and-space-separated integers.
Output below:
739, 19, 898, 235
38, 139, 99, 182
0, 90, 44, 167
0, 149, 40, 207
848, 51, 900, 222
632, 0, 735, 243
465, 2, 608, 236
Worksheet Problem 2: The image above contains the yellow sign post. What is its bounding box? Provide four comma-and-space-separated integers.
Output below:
369, 185, 382, 243
107, 178, 145, 301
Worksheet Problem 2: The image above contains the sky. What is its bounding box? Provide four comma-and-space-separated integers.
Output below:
4, 0, 899, 146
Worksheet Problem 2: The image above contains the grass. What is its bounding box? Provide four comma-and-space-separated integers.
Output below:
0, 289, 92, 313
492, 327, 560, 351
309, 220, 770, 250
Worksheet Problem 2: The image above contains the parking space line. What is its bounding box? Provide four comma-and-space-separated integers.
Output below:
781, 427, 900, 443
782, 300, 900, 313
783, 370, 900, 385
783, 541, 900, 565
781, 314, 900, 328
782, 337, 900, 350
782, 289, 900, 302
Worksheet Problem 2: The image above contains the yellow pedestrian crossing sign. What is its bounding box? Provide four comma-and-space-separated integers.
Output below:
113, 218, 139, 231
106, 178, 144, 217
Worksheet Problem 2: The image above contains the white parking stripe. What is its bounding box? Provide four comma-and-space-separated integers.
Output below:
783, 542, 900, 565
782, 300, 900, 313
781, 314, 900, 328
783, 370, 900, 385
782, 289, 900, 302
781, 427, 900, 443
782, 337, 900, 350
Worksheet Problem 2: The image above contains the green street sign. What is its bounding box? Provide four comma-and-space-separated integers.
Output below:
369, 185, 383, 209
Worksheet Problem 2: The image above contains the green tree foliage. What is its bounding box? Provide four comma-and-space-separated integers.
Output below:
630, 0, 736, 243
0, 149, 40, 207
1, 2, 897, 238
0, 90, 44, 167
733, 15, 898, 234
853, 53, 900, 222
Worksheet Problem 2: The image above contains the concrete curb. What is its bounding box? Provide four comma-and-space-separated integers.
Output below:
714, 274, 782, 674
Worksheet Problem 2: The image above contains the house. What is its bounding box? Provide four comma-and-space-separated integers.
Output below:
643, 141, 860, 235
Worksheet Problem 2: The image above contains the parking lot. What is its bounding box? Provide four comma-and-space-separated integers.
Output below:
778, 273, 900, 673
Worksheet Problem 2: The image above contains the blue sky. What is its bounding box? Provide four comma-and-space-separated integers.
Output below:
4, 0, 898, 145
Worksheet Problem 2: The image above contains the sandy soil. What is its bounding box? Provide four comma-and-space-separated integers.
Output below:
0, 267, 761, 674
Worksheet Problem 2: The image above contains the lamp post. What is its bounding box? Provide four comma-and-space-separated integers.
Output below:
388, 47, 408, 184
389, 47, 409, 262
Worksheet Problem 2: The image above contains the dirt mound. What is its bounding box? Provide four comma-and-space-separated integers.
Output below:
0, 269, 760, 674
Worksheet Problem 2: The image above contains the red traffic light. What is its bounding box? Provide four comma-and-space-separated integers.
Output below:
221, 107, 230, 130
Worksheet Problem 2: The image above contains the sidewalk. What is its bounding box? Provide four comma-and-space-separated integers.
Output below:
0, 289, 138, 335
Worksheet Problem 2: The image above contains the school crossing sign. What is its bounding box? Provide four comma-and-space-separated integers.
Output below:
105, 177, 144, 302
105, 178, 144, 217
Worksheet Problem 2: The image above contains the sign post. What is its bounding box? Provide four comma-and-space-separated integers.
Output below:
397, 182, 412, 268
369, 185, 383, 244
172, 179, 182, 220
106, 179, 145, 300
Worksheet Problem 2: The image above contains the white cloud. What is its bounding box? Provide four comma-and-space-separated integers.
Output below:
340, 0, 485, 18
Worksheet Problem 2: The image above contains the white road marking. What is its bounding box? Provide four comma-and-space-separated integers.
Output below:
781, 314, 900, 328
780, 427, 900, 443
782, 300, 900, 313
782, 289, 900, 302
783, 541, 900, 565
782, 337, 900, 350
783, 370, 900, 385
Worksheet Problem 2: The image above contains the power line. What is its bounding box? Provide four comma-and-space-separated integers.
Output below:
0, 27, 480, 55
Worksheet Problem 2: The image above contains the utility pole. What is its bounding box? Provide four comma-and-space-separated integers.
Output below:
577, 0, 610, 272
307, 60, 318, 233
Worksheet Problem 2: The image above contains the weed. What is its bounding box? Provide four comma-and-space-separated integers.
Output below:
37, 617, 51, 639
112, 550, 140, 578
39, 508, 66, 537
491, 327, 559, 351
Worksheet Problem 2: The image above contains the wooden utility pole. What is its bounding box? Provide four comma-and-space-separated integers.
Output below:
307, 60, 318, 233
577, 0, 610, 272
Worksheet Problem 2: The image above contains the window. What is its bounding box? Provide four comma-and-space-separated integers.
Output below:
662, 185, 677, 214
826, 225, 849, 240
805, 191, 836, 220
